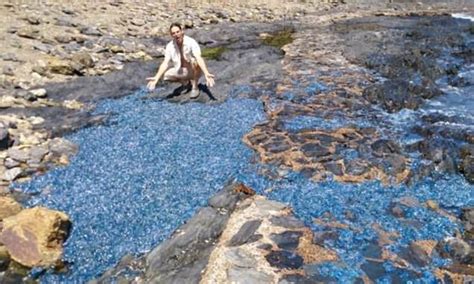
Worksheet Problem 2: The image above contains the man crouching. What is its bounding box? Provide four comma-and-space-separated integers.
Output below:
146, 23, 215, 98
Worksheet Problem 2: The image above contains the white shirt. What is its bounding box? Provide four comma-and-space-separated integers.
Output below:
164, 35, 201, 69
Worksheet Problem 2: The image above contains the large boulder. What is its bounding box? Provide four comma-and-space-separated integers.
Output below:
0, 207, 71, 267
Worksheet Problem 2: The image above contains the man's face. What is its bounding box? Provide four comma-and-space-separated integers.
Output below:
170, 26, 184, 44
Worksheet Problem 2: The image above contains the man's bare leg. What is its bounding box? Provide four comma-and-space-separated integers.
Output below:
190, 63, 202, 98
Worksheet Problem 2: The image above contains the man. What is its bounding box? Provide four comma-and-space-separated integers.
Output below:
147, 23, 215, 98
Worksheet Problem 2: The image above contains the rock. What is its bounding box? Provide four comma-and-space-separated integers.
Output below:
71, 52, 95, 69
227, 220, 262, 247
54, 34, 74, 44
2, 53, 20, 62
80, 26, 102, 36
265, 250, 303, 269
0, 127, 10, 150
7, 147, 30, 162
301, 143, 331, 157
29, 88, 47, 98
130, 19, 145, 26
270, 231, 303, 251
371, 139, 401, 156
2, 66, 14, 76
408, 240, 437, 266
47, 58, 75, 75
16, 27, 40, 39
441, 237, 471, 263
3, 167, 23, 182
0, 246, 10, 272
25, 15, 41, 25
460, 155, 474, 183
0, 196, 22, 220
225, 248, 258, 268
0, 207, 71, 267
254, 199, 287, 214
4, 158, 20, 169
270, 215, 305, 229
227, 267, 273, 283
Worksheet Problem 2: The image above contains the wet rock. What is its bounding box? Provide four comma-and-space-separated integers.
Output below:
227, 220, 262, 247
0, 207, 70, 267
0, 196, 22, 220
371, 139, 401, 156
301, 143, 331, 157
460, 155, 474, 183
440, 237, 471, 263
407, 240, 437, 266
362, 242, 382, 259
270, 215, 305, 229
324, 161, 343, 176
270, 231, 302, 251
265, 250, 303, 269
227, 267, 273, 283
345, 159, 369, 176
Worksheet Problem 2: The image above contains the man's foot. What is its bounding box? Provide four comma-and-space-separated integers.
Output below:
190, 88, 200, 99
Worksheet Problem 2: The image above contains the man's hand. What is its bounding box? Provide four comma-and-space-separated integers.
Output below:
205, 73, 215, 87
146, 77, 158, 91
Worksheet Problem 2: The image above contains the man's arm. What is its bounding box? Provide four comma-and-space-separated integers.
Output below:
195, 55, 215, 87
147, 57, 170, 91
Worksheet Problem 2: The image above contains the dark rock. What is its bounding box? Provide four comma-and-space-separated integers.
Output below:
301, 143, 331, 157
439, 238, 471, 263
270, 215, 305, 229
265, 250, 303, 269
371, 139, 401, 156
324, 161, 343, 176
362, 242, 382, 259
0, 128, 10, 150
208, 183, 242, 210
460, 155, 474, 183
345, 159, 368, 176
225, 248, 258, 268
227, 220, 262, 247
270, 231, 302, 251
258, 243, 273, 251
262, 141, 291, 153
279, 274, 315, 284
313, 230, 339, 245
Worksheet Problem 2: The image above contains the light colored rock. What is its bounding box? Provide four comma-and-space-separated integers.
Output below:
7, 147, 30, 162
227, 267, 274, 284
0, 196, 23, 220
29, 88, 47, 98
63, 99, 83, 109
47, 57, 75, 75
0, 207, 70, 267
3, 167, 23, 181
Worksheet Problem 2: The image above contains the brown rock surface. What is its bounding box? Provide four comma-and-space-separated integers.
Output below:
0, 196, 22, 221
0, 207, 70, 267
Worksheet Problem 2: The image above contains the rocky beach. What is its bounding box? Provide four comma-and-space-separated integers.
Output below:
0, 0, 473, 283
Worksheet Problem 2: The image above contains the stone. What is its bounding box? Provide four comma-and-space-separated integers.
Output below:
254, 199, 287, 213
54, 34, 74, 44
227, 267, 273, 284
7, 147, 30, 162
0, 196, 22, 220
0, 207, 70, 267
80, 26, 102, 36
225, 248, 258, 268
265, 250, 303, 269
3, 167, 23, 181
270, 215, 305, 229
270, 231, 303, 251
71, 52, 95, 69
25, 15, 41, 25
2, 66, 14, 76
48, 138, 78, 157
0, 127, 10, 150
16, 27, 40, 39
227, 220, 262, 246
130, 19, 145, 26
408, 240, 437, 266
47, 58, 75, 75
460, 155, 474, 183
0, 245, 10, 272
371, 139, 401, 156
29, 88, 47, 98
301, 143, 331, 157
441, 237, 471, 263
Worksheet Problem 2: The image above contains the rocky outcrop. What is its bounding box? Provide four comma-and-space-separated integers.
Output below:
0, 207, 70, 267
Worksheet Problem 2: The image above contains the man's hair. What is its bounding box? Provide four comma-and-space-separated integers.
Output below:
169, 23, 182, 31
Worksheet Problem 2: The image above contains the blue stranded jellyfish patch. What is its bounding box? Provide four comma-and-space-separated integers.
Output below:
16, 86, 474, 283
